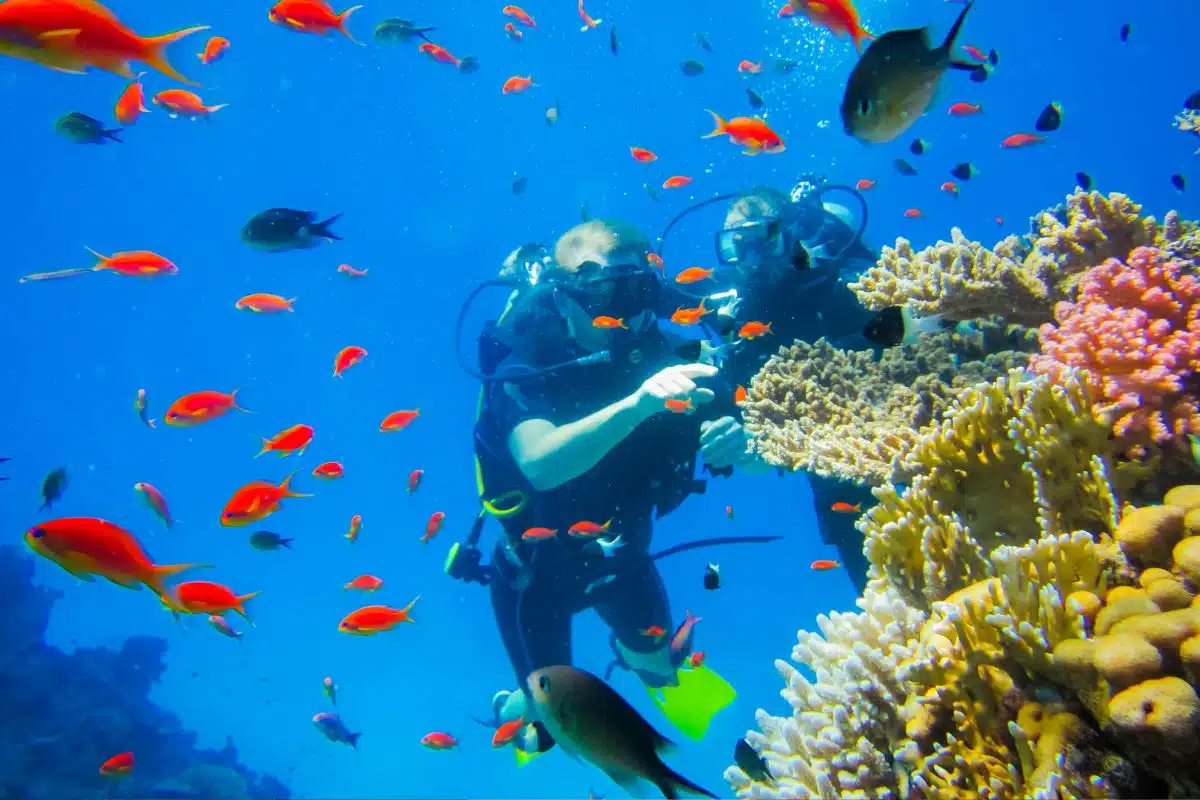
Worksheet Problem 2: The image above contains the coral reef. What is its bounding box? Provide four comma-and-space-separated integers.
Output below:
848, 191, 1193, 327
1031, 246, 1200, 456
741, 324, 1037, 486
724, 372, 1200, 799
0, 545, 289, 800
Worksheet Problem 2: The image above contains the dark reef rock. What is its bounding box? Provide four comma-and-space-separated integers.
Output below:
0, 545, 290, 800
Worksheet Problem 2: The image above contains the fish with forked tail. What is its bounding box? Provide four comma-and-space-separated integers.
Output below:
241, 208, 343, 252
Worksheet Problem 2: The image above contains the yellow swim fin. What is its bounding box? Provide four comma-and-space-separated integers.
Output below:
647, 664, 737, 741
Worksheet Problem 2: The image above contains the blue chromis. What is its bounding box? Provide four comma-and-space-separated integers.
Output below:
313, 712, 359, 747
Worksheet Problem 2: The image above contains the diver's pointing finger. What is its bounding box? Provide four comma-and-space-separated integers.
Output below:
675, 363, 719, 380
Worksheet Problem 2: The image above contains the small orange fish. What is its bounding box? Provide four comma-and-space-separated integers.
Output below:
324, 676, 337, 703
333, 345, 368, 377
418, 42, 460, 66
502, 75, 536, 94
152, 89, 227, 119
674, 266, 713, 284
778, 2, 796, 16
855, 178, 876, 191
235, 293, 295, 313
734, 385, 747, 404
646, 252, 664, 269
114, 72, 150, 125
269, 0, 361, 41
99, 752, 134, 777
345, 574, 382, 591
133, 482, 173, 528
568, 519, 612, 538
789, 0, 873, 51
577, 0, 602, 31
502, 4, 536, 27
381, 409, 420, 432
504, 21, 522, 40
688, 651, 706, 667
337, 263, 368, 277
592, 315, 628, 329
339, 597, 420, 634
811, 559, 841, 571
737, 59, 762, 74
221, 473, 310, 526
422, 511, 446, 543
703, 110, 785, 155
630, 146, 657, 162
492, 716, 524, 748
313, 461, 345, 479
197, 35, 229, 64
831, 501, 861, 513
665, 398, 694, 414
522, 526, 557, 541
738, 321, 773, 339
135, 388, 155, 428
641, 625, 666, 641
663, 175, 692, 189
407, 468, 424, 492
941, 181, 959, 197
346, 514, 362, 544
995, 217, 1005, 225
725, 505, 734, 519
670, 299, 710, 326
20, 246, 180, 283
421, 732, 458, 750
1001, 133, 1044, 148
948, 101, 981, 116
208, 614, 242, 640
903, 208, 922, 219
165, 389, 247, 427
257, 423, 314, 457
164, 580, 260, 620
961, 44, 987, 61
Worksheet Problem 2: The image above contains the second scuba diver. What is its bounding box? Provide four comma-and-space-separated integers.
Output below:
451, 219, 762, 761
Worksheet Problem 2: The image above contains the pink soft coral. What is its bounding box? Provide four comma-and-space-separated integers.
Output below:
1031, 246, 1200, 451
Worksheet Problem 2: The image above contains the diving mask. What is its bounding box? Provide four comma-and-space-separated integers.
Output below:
715, 215, 812, 274
556, 260, 661, 321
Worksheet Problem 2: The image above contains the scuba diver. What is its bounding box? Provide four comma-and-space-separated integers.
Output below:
446, 219, 766, 762
657, 176, 880, 592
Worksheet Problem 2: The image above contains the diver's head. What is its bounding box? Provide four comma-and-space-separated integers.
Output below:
716, 186, 821, 281
500, 242, 553, 284
548, 219, 661, 352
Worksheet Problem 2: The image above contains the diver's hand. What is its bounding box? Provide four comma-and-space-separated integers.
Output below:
634, 363, 717, 417
700, 415, 751, 469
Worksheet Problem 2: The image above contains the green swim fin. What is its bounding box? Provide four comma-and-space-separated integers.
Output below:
647, 664, 737, 741
514, 746, 542, 767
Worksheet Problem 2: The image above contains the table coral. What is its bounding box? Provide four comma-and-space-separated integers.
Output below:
1031, 246, 1200, 455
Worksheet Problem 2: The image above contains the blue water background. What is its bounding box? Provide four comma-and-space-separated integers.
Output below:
1, 0, 1197, 796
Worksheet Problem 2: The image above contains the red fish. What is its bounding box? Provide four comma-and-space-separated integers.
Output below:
502, 5, 535, 27
688, 651, 706, 667
592, 316, 628, 329
674, 266, 712, 284
339, 597, 420, 634
725, 505, 734, 519
522, 527, 557, 541
165, 389, 247, 427
20, 246, 180, 283
152, 88, 227, 119
941, 181, 959, 197
831, 502, 861, 513
135, 388, 155, 428
220, 473, 310, 527
577, 0, 602, 31
630, 146, 657, 162
502, 74, 535, 94
407, 468, 424, 492
380, 409, 420, 432
337, 263, 368, 277
99, 751, 134, 777
855, 178, 876, 191
345, 514, 362, 544
788, 0, 872, 51
208, 614, 242, 640
738, 321, 773, 339
418, 42, 459, 66
641, 625, 666, 641
663, 175, 692, 189
1001, 133, 1044, 148
0, 0, 208, 84
702, 110, 785, 155
777, 2, 796, 16
903, 208, 922, 219
647, 253, 664, 269
197, 35, 228, 64
670, 299, 710, 325
235, 292, 294, 313
736, 59, 762, 74
734, 385, 747, 404
948, 101, 981, 116
665, 398, 694, 414
811, 559, 841, 571
257, 424, 314, 457
164, 580, 260, 620
669, 609, 702, 657
961, 44, 987, 61
24, 518, 202, 594
492, 717, 524, 747
504, 21, 522, 40
345, 574, 382, 591
421, 732, 458, 750
333, 345, 367, 377
268, 0, 361, 42
422, 511, 445, 543
568, 519, 611, 538
134, 482, 172, 528
114, 72, 149, 125
313, 461, 344, 479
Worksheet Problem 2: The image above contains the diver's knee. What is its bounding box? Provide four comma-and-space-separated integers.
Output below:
496, 686, 529, 724
614, 638, 677, 687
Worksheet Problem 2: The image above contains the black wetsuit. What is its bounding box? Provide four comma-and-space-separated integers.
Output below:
474, 320, 734, 736
720, 259, 877, 593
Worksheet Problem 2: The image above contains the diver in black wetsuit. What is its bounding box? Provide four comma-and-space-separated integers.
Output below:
451, 218, 764, 759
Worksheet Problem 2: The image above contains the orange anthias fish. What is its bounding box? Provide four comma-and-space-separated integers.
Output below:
504, 22, 522, 40
662, 175, 692, 189
855, 178, 876, 191
164, 389, 247, 427
337, 263, 368, 277
789, 0, 872, 51
502, 5, 536, 27
153, 88, 227, 119
24, 517, 202, 594
646, 252, 664, 269
688, 651, 706, 667
345, 574, 382, 591
664, 398, 694, 414
268, 0, 362, 43
208, 614, 242, 640
163, 580, 260, 620
380, 409, 420, 432
1001, 132, 1044, 148
346, 514, 362, 543
630, 146, 657, 162
421, 732, 458, 750
568, 519, 611, 538
492, 716, 524, 748
702, 110, 785, 155
220, 473, 310, 527
19, 247, 178, 283
734, 385, 747, 404
0, 0, 208, 84
135, 388, 155, 428
522, 526, 557, 541
257, 423, 314, 457
133, 482, 173, 528
313, 461, 345, 479
674, 266, 712, 284
736, 59, 762, 74
811, 559, 841, 571
339, 597, 421, 634
903, 208, 922, 219
407, 468, 424, 492
422, 511, 445, 543
235, 292, 295, 313
99, 751, 134, 777
941, 181, 959, 197
670, 299, 710, 326
641, 625, 666, 641
502, 75, 535, 94
197, 35, 228, 64
114, 72, 149, 125
738, 321, 773, 339
592, 315, 627, 329
948, 101, 981, 116
333, 345, 367, 377
577, 0, 602, 31
830, 501, 861, 513
418, 42, 459, 66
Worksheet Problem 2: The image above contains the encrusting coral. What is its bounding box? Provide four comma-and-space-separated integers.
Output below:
725, 371, 1200, 799
848, 190, 1194, 327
